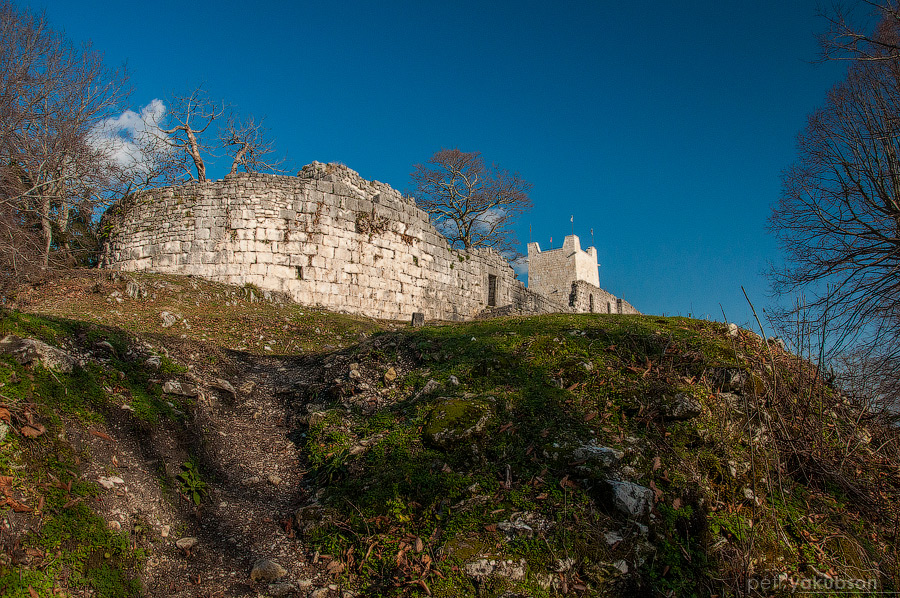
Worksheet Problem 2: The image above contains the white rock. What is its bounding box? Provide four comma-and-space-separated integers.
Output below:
464, 558, 494, 579
0, 335, 76, 373
176, 536, 198, 550
97, 476, 124, 489
160, 311, 178, 328
609, 480, 654, 518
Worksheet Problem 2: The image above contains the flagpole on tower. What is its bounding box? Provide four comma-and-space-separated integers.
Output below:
570, 215, 574, 237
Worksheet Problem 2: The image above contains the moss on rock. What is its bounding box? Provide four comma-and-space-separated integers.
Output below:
423, 396, 496, 450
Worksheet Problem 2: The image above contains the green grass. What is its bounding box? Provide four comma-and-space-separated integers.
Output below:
294, 313, 746, 595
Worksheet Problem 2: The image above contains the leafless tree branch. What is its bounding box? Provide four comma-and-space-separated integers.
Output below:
409, 148, 532, 259
0, 0, 131, 278
157, 87, 224, 183
771, 7, 900, 404
218, 114, 290, 176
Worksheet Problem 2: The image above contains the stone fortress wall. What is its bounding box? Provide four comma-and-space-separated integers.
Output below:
527, 235, 639, 315
101, 162, 568, 321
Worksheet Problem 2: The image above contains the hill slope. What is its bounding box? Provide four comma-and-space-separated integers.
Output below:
0, 271, 897, 597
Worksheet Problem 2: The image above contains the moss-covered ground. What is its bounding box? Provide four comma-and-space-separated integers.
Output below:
295, 314, 899, 596
0, 309, 183, 596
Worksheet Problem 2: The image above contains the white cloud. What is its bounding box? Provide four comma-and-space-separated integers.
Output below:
474, 207, 505, 233
513, 260, 528, 277
88, 99, 169, 172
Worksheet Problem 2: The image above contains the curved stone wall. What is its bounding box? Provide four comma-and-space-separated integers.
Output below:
101, 163, 566, 321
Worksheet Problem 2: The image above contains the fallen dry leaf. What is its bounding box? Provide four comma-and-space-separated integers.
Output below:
29, 586, 39, 598
62, 497, 83, 509
89, 429, 114, 441
0, 406, 10, 423
650, 480, 664, 503
6, 497, 30, 512
20, 424, 46, 438
414, 537, 424, 552
584, 411, 598, 422
652, 456, 662, 471
673, 498, 682, 510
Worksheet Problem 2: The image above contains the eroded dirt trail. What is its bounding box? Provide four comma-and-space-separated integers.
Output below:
80, 338, 346, 597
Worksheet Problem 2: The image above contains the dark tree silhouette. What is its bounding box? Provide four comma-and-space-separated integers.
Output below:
771, 3, 900, 404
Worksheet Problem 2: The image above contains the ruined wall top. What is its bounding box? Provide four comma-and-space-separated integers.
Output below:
294, 161, 415, 207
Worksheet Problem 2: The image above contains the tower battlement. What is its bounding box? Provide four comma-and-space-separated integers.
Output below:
527, 234, 638, 314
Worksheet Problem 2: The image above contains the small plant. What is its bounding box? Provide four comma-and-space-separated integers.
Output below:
177, 460, 208, 505
413, 256, 419, 266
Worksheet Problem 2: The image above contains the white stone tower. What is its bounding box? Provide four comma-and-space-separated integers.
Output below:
526, 235, 599, 302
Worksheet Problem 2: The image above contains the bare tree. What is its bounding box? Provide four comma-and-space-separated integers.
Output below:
218, 114, 288, 176
0, 0, 129, 273
409, 149, 532, 257
158, 87, 223, 183
818, 1, 900, 61
770, 7, 900, 405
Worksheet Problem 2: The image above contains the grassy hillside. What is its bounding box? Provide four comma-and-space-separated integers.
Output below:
0, 271, 897, 597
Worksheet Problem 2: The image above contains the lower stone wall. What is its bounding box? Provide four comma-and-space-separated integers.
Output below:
477, 287, 571, 319
101, 166, 563, 322
569, 281, 640, 315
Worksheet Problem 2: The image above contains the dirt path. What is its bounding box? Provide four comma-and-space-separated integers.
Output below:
75, 337, 349, 597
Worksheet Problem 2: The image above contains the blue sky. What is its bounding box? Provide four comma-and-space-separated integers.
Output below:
25, 0, 850, 329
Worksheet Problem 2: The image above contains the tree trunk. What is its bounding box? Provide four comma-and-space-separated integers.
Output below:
57, 202, 70, 255
229, 143, 249, 175
40, 192, 51, 268
186, 127, 205, 182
